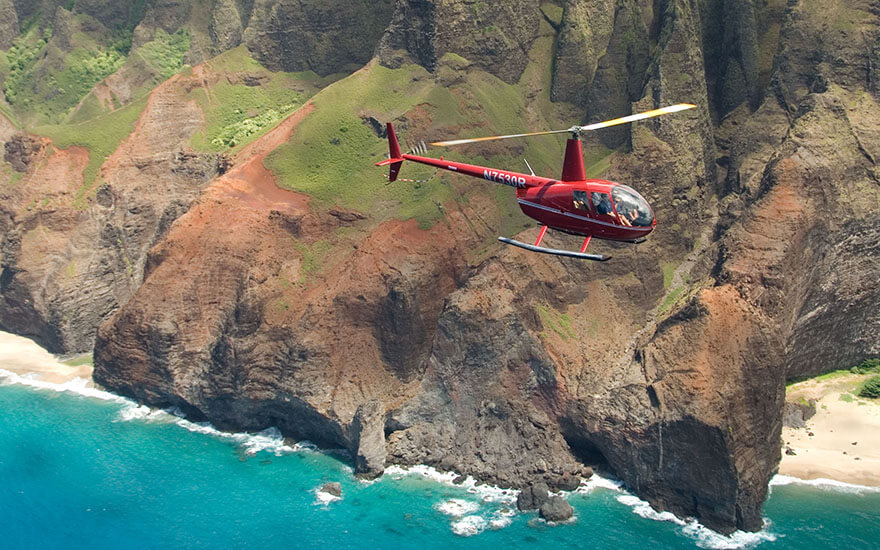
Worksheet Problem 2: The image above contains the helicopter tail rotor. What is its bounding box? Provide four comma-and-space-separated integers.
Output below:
375, 122, 405, 181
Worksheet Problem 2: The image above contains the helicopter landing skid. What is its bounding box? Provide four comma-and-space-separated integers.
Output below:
498, 237, 610, 261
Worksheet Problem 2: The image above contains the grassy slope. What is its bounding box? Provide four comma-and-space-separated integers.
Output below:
186, 46, 338, 154
32, 95, 148, 205
265, 19, 602, 237
6, 12, 612, 272
24, 44, 331, 207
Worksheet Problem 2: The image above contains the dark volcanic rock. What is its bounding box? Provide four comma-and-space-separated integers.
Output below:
351, 401, 386, 479
74, 0, 138, 28
0, 0, 18, 50
554, 474, 581, 492
210, 0, 244, 52
539, 496, 573, 522
782, 401, 816, 429
321, 482, 342, 497
377, 0, 543, 84
243, 0, 395, 74
4, 134, 44, 173
699, 0, 762, 118
516, 483, 550, 512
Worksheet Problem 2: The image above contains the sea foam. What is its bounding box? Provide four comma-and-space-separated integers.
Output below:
314, 486, 342, 506
682, 520, 777, 550
170, 418, 302, 456
383, 464, 518, 504
614, 490, 777, 549
0, 368, 308, 457
616, 495, 686, 525
450, 515, 487, 537
575, 472, 624, 494
435, 498, 480, 517
770, 474, 880, 494
0, 369, 128, 403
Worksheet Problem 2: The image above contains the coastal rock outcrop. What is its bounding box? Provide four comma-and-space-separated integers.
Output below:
539, 496, 573, 522
351, 401, 387, 479
516, 483, 550, 512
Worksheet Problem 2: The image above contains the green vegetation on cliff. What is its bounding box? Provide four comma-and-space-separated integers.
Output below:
2, 19, 129, 124
3, 25, 52, 111
850, 358, 880, 375
264, 61, 447, 228
187, 47, 333, 152
135, 29, 190, 80
265, 21, 582, 233
32, 95, 148, 205
859, 376, 880, 399
0, 9, 198, 127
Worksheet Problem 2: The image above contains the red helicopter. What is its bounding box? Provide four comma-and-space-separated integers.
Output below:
375, 103, 695, 261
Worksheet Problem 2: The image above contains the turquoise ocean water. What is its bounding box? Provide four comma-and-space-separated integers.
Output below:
2, 372, 879, 549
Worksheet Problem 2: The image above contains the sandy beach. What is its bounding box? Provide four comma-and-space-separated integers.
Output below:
0, 331, 93, 384
780, 373, 880, 487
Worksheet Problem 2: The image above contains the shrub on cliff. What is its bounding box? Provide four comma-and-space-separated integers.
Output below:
850, 358, 880, 375
858, 376, 880, 399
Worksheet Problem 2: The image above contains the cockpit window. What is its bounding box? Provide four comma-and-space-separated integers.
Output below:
573, 190, 589, 211
590, 191, 613, 215
611, 185, 653, 227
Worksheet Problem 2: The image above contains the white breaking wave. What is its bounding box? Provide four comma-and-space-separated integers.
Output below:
614, 491, 777, 549
314, 486, 342, 506
450, 515, 487, 537
116, 403, 171, 423
0, 368, 308, 457
488, 508, 515, 530
616, 495, 687, 525
575, 472, 624, 494
435, 498, 480, 517
0, 369, 128, 403
682, 520, 777, 550
770, 474, 880, 494
383, 464, 518, 504
170, 419, 301, 456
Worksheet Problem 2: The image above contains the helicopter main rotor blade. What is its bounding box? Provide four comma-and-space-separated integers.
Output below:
574, 103, 696, 133
430, 129, 571, 147
429, 103, 696, 147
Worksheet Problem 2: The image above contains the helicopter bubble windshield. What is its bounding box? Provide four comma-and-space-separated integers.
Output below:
611, 185, 654, 227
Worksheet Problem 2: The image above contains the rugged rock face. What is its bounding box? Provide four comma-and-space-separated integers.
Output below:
0, 71, 225, 353
4, 134, 44, 172
243, 0, 395, 74
377, 0, 544, 84
0, 0, 18, 50
210, 0, 245, 53
90, 0, 879, 536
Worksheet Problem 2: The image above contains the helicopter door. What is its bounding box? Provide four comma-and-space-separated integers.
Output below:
590, 191, 617, 225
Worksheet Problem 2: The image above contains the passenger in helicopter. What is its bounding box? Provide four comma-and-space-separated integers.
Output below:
591, 191, 613, 215
614, 196, 636, 226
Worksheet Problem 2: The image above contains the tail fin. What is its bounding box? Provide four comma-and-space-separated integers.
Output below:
374, 122, 404, 182
560, 138, 586, 182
